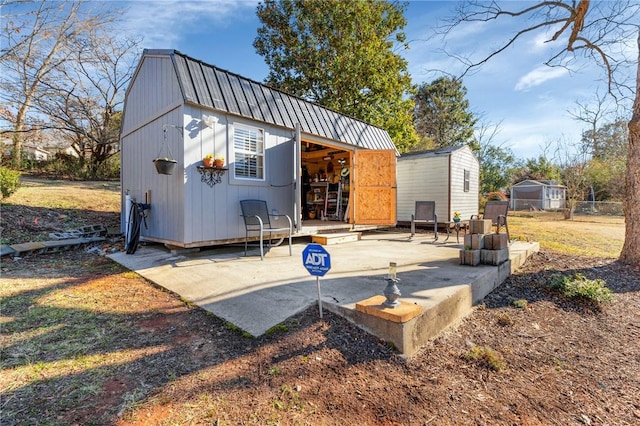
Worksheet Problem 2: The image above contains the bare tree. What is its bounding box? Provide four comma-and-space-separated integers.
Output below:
569, 91, 615, 155
475, 118, 519, 194
441, 0, 640, 265
34, 32, 141, 177
0, 0, 116, 166
553, 139, 590, 219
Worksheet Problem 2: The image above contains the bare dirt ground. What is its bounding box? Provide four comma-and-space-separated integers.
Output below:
1, 179, 639, 425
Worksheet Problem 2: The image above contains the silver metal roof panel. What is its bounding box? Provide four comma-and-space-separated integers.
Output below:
157, 49, 396, 152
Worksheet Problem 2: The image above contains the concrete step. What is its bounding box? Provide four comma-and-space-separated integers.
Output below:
311, 232, 361, 245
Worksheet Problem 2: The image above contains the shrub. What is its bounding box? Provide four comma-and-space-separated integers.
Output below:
548, 273, 614, 304
486, 191, 508, 201
0, 166, 21, 199
495, 312, 514, 326
480, 191, 508, 211
512, 299, 528, 309
464, 345, 505, 371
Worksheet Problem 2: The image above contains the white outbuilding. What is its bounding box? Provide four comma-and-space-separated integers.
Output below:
396, 145, 479, 224
119, 49, 399, 249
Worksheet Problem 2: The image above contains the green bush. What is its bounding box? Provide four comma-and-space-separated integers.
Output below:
19, 153, 120, 180
95, 153, 120, 180
548, 273, 614, 304
0, 167, 21, 198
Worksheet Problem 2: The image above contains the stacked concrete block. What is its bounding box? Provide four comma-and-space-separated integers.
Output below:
460, 229, 484, 266
469, 219, 492, 235
464, 233, 484, 250
460, 222, 509, 266
484, 233, 508, 250
480, 247, 509, 265
481, 233, 509, 266
459, 249, 481, 266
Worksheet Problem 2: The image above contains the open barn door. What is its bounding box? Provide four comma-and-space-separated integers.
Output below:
352, 149, 397, 225
293, 124, 302, 232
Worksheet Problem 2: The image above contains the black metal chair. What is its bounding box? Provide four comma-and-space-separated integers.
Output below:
240, 199, 292, 260
473, 200, 510, 241
410, 201, 438, 240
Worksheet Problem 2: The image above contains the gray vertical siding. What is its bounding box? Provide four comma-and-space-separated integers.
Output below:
121, 108, 186, 243
181, 106, 295, 245
121, 55, 183, 134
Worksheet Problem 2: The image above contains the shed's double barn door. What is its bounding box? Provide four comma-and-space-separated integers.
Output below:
352, 149, 397, 225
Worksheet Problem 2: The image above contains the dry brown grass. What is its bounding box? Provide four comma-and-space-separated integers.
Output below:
508, 211, 624, 258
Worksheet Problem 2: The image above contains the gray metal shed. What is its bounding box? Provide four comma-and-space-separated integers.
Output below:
510, 179, 566, 211
120, 49, 398, 248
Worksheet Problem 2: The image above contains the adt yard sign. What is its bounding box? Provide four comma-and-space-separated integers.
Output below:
303, 244, 331, 318
302, 244, 331, 277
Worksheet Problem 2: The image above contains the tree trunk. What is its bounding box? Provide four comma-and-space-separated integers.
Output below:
12, 105, 28, 167
618, 30, 640, 265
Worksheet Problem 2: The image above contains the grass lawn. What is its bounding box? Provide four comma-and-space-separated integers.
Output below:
508, 211, 624, 258
1, 179, 634, 425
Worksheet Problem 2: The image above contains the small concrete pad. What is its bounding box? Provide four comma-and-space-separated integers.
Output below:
356, 295, 422, 323
312, 232, 361, 245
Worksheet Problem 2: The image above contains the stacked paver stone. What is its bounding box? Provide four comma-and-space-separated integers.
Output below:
459, 219, 509, 266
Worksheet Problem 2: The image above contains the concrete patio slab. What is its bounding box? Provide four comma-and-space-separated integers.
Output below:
108, 230, 539, 356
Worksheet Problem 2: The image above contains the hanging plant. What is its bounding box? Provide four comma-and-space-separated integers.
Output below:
153, 157, 177, 175
154, 125, 179, 175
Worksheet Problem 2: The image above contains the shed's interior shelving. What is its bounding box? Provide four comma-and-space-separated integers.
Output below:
301, 142, 350, 222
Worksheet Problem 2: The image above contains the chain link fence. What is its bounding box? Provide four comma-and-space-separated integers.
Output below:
510, 199, 623, 216
572, 201, 623, 216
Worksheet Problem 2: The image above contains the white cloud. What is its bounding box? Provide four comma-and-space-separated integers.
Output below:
514, 66, 568, 91
121, 0, 259, 47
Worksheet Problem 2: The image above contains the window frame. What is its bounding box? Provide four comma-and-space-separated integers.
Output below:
231, 123, 265, 182
463, 169, 470, 192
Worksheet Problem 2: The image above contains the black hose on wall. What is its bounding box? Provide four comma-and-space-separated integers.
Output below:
126, 202, 150, 255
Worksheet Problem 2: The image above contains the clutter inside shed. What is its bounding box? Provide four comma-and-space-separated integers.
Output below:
301, 142, 351, 221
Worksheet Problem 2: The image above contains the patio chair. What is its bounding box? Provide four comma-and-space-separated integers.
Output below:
410, 201, 438, 240
473, 200, 509, 241
240, 199, 293, 260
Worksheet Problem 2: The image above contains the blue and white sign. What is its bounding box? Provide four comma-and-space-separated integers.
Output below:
302, 244, 331, 277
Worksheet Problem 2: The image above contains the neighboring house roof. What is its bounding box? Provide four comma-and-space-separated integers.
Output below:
398, 145, 478, 162
142, 49, 396, 152
1, 139, 50, 154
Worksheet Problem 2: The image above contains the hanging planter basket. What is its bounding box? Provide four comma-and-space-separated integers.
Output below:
153, 158, 177, 175
154, 125, 180, 175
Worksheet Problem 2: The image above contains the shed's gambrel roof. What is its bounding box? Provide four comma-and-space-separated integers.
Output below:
512, 179, 565, 188
143, 49, 396, 151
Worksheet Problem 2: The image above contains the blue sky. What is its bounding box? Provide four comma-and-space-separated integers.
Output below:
117, 0, 630, 160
